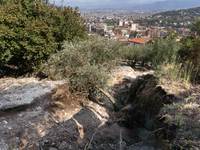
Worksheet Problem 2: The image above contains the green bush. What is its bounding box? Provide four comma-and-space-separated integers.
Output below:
123, 38, 179, 68
0, 0, 87, 71
151, 38, 180, 67
41, 35, 122, 98
177, 36, 200, 82
176, 21, 200, 82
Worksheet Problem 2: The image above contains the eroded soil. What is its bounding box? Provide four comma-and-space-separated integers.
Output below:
0, 65, 162, 150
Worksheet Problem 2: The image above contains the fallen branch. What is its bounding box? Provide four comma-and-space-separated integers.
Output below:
95, 86, 121, 110
88, 81, 121, 110
84, 122, 106, 150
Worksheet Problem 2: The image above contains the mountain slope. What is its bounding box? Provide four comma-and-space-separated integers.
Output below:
133, 0, 200, 10
152, 6, 200, 18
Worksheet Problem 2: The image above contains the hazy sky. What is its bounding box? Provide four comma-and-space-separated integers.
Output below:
49, 0, 165, 8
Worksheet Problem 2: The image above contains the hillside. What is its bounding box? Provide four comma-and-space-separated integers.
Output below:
132, 6, 200, 28
152, 6, 200, 18
133, 0, 200, 10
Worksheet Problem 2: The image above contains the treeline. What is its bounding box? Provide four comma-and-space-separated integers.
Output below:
122, 38, 180, 67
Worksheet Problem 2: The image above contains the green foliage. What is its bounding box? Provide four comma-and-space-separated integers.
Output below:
160, 95, 200, 150
180, 36, 188, 44
176, 20, 200, 83
0, 0, 6, 5
0, 0, 87, 71
41, 36, 122, 98
191, 20, 200, 36
164, 29, 178, 40
177, 36, 200, 82
152, 38, 180, 67
123, 38, 180, 68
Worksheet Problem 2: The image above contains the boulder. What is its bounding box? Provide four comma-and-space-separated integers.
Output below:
0, 78, 66, 110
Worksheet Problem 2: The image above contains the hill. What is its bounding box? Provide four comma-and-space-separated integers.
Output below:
152, 6, 200, 18
132, 6, 200, 28
133, 0, 200, 10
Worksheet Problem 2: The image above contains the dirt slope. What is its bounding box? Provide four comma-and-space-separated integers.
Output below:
0, 65, 161, 150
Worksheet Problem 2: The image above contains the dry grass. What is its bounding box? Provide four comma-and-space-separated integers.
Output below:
156, 63, 200, 149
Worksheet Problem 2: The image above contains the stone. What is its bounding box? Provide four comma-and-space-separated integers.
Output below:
49, 147, 58, 150
0, 78, 67, 110
58, 141, 69, 150
0, 139, 8, 150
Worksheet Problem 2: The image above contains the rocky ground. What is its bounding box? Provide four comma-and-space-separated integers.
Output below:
0, 64, 163, 150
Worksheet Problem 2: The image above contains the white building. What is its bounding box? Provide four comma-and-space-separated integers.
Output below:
131, 24, 139, 31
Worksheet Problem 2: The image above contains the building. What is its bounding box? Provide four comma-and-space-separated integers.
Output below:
140, 36, 151, 42
177, 28, 191, 36
118, 19, 123, 26
147, 28, 160, 38
131, 24, 139, 31
129, 38, 146, 46
89, 23, 108, 36
160, 30, 167, 37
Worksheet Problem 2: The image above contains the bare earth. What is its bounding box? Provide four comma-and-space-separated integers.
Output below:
0, 65, 159, 150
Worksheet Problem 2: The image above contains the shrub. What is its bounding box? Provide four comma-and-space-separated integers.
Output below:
0, 0, 87, 71
177, 36, 200, 82
123, 38, 179, 68
41, 35, 122, 98
151, 38, 179, 67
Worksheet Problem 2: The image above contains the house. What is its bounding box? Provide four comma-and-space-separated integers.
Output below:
129, 38, 146, 46
139, 36, 151, 42
118, 36, 128, 44
115, 34, 123, 37
131, 23, 139, 30
176, 36, 182, 42
104, 35, 116, 40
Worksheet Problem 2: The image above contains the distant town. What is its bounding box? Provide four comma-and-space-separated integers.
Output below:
80, 9, 194, 45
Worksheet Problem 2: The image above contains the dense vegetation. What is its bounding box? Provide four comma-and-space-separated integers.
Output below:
42, 35, 122, 99
122, 38, 180, 67
0, 0, 87, 71
177, 21, 200, 82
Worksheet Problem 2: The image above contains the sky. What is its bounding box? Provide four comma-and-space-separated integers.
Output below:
49, 0, 165, 9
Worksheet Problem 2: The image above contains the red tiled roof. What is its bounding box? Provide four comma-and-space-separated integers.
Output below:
129, 38, 145, 44
140, 36, 151, 40
115, 34, 122, 37
120, 41, 129, 44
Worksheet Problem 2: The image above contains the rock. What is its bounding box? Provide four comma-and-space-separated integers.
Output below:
0, 66, 163, 150
0, 78, 67, 110
0, 139, 8, 150
49, 147, 58, 150
126, 83, 132, 89
58, 141, 70, 150
3, 120, 8, 124
128, 146, 156, 150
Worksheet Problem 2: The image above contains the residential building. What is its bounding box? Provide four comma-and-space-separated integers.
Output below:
129, 38, 146, 46
131, 24, 139, 31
